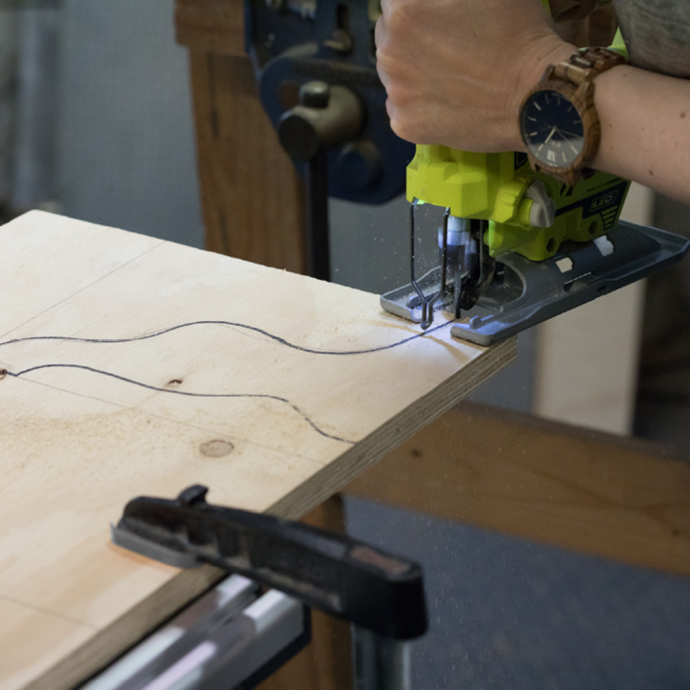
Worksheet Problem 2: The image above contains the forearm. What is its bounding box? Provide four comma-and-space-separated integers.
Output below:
590, 65, 690, 205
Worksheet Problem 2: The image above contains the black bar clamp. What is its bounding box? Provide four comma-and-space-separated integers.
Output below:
112, 485, 428, 642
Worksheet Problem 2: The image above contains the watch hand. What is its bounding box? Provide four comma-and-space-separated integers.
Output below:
556, 129, 582, 140
544, 126, 558, 146
555, 129, 582, 156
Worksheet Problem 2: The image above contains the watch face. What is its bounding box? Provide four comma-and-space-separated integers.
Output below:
521, 90, 585, 168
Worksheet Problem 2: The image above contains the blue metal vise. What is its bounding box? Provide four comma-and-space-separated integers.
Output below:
244, 0, 414, 205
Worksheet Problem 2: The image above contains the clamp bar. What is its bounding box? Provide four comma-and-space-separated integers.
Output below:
83, 575, 309, 690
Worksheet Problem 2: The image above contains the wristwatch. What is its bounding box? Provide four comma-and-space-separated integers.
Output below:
519, 47, 627, 187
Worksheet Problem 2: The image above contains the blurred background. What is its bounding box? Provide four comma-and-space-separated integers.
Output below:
2, 1, 690, 688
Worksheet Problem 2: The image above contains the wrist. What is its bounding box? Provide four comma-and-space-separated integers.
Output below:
588, 64, 634, 174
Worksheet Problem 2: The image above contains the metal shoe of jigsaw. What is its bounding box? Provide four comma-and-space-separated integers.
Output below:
381, 16, 690, 345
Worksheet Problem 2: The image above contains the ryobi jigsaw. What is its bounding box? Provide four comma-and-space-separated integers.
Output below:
380, 5, 690, 345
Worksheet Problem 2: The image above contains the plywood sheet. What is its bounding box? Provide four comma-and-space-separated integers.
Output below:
0, 211, 515, 690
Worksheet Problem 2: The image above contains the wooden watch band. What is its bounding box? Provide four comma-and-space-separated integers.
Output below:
552, 47, 627, 87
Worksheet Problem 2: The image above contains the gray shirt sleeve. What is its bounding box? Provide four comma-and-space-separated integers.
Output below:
614, 0, 690, 77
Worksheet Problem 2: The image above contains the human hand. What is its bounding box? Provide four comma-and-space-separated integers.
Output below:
375, 0, 575, 152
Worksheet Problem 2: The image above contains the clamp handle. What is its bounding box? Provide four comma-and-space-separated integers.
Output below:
112, 485, 428, 641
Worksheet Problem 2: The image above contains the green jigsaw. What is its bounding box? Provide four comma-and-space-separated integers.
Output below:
381, 9, 690, 344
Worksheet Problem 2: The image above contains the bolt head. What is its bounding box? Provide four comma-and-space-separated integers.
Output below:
299, 81, 331, 108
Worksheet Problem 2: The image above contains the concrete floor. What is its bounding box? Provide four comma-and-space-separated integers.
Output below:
346, 496, 690, 690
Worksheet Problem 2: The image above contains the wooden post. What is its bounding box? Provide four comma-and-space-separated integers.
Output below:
177, 0, 306, 272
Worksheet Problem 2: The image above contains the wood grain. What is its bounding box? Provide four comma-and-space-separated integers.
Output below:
175, 0, 245, 57
0, 211, 514, 690
186, 51, 306, 273
177, 0, 307, 271
346, 402, 690, 576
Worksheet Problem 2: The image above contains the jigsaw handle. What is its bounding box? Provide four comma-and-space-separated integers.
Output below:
113, 485, 428, 641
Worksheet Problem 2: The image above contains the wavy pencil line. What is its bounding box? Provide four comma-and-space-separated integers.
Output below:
0, 319, 454, 356
7, 364, 354, 445
2, 319, 456, 445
